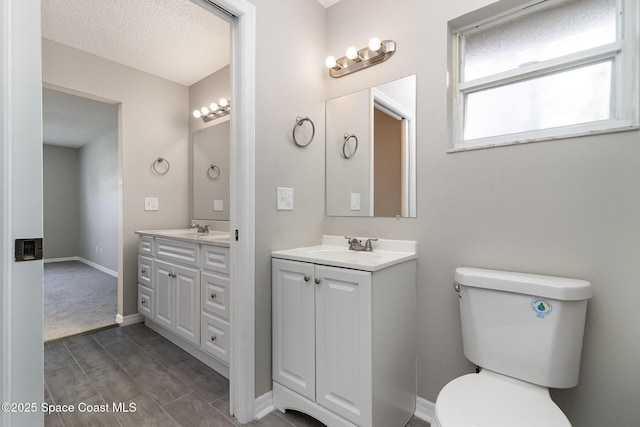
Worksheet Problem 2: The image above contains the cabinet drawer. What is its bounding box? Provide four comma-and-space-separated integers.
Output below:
201, 245, 229, 274
138, 285, 154, 318
139, 235, 154, 255
155, 238, 200, 267
201, 311, 230, 363
138, 255, 154, 288
202, 271, 230, 320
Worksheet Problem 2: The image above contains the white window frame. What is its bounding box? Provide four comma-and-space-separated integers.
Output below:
449, 0, 639, 152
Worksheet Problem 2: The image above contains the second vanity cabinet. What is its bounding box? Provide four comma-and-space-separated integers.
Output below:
136, 231, 230, 377
272, 236, 417, 427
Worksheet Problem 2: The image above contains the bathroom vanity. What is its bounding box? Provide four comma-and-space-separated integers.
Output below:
136, 229, 230, 378
271, 235, 417, 427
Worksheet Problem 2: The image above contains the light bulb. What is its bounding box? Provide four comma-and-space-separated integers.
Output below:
193, 110, 202, 118
209, 103, 219, 111
200, 106, 210, 115
346, 46, 358, 60
368, 37, 382, 52
325, 56, 337, 69
219, 98, 229, 107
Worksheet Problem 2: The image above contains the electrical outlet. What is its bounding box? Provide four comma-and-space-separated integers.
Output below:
276, 187, 294, 210
144, 197, 159, 211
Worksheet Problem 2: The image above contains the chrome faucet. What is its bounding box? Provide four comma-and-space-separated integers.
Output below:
191, 223, 209, 234
345, 236, 378, 252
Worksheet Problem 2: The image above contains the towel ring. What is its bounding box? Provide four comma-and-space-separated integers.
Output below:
207, 164, 221, 180
292, 116, 315, 147
342, 133, 358, 159
151, 157, 170, 175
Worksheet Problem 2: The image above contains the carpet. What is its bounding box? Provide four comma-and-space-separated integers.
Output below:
44, 260, 117, 342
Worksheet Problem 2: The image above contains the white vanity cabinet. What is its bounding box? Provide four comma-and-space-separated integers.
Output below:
272, 236, 417, 427
136, 230, 230, 378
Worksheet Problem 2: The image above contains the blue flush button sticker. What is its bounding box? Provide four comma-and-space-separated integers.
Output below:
531, 298, 552, 319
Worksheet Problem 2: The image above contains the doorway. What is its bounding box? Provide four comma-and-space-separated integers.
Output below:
42, 87, 119, 341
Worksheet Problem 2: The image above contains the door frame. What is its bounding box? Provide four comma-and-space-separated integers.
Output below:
195, 0, 257, 422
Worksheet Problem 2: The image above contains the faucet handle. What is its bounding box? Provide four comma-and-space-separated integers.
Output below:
364, 238, 378, 251
202, 225, 209, 233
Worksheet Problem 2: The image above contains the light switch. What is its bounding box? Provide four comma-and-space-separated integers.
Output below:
214, 199, 224, 211
350, 193, 361, 211
277, 187, 294, 210
144, 197, 159, 211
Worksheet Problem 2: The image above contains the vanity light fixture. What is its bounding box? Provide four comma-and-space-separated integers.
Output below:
325, 37, 396, 78
193, 97, 231, 122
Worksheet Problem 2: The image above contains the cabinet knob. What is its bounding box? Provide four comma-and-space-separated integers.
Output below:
210, 336, 217, 342
141, 299, 146, 305
211, 293, 217, 299
304, 275, 310, 282
314, 277, 321, 285
141, 269, 146, 274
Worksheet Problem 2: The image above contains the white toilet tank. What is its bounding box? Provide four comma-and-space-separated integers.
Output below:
455, 267, 593, 389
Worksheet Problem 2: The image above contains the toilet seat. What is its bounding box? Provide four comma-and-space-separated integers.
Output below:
433, 371, 571, 427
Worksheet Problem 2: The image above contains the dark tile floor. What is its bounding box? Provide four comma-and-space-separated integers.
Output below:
45, 324, 429, 427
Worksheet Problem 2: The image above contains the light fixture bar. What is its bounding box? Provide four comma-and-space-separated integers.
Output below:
327, 39, 396, 78
193, 98, 231, 122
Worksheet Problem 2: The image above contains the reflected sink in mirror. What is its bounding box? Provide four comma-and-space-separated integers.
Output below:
139, 229, 230, 243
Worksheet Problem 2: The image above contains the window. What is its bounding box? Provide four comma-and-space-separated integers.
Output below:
450, 0, 639, 151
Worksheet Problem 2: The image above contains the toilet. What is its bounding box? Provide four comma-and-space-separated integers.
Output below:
433, 267, 593, 427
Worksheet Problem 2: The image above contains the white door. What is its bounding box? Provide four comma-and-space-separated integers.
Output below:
154, 260, 174, 329
1, 0, 45, 425
272, 259, 316, 401
315, 265, 372, 427
174, 264, 201, 345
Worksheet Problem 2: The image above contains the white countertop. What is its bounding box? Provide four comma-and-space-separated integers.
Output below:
136, 229, 230, 247
272, 235, 417, 272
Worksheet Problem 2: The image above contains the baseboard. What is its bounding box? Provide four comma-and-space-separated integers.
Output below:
414, 396, 435, 423
44, 256, 118, 278
44, 256, 78, 263
78, 257, 118, 278
254, 391, 274, 420
115, 313, 144, 326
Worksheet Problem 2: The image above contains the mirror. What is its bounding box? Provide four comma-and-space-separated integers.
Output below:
193, 121, 230, 221
326, 75, 416, 217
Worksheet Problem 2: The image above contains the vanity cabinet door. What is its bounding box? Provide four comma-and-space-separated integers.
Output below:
315, 265, 372, 427
154, 260, 174, 329
272, 259, 316, 401
174, 264, 200, 345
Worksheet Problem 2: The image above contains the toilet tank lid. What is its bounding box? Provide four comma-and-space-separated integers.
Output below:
455, 267, 593, 301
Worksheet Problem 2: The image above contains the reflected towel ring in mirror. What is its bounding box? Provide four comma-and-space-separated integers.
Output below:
151, 157, 170, 175
343, 133, 358, 159
293, 116, 315, 147
207, 164, 221, 180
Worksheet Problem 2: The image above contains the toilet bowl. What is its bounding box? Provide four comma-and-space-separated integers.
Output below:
432, 370, 570, 427
434, 267, 593, 427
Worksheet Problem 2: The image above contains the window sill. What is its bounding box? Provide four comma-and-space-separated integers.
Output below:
448, 121, 639, 153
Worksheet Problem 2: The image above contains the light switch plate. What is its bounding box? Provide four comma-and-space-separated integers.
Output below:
350, 193, 361, 211
144, 197, 159, 211
277, 187, 294, 210
214, 199, 224, 211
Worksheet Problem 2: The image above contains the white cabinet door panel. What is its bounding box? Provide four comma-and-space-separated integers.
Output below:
272, 259, 316, 401
315, 265, 372, 427
154, 260, 174, 329
174, 264, 201, 345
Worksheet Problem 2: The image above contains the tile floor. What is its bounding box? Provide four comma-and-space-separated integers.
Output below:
44, 324, 429, 427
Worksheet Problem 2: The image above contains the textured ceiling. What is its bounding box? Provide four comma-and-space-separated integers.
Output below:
41, 0, 230, 87
43, 88, 118, 148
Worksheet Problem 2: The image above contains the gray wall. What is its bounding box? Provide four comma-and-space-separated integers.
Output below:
250, 0, 327, 397
43, 144, 80, 259
78, 128, 118, 272
323, 0, 640, 426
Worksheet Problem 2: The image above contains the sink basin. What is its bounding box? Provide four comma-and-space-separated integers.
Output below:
304, 248, 383, 262
272, 236, 417, 272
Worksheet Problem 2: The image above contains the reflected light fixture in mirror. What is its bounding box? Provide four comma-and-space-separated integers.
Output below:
325, 37, 396, 78
193, 98, 231, 122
